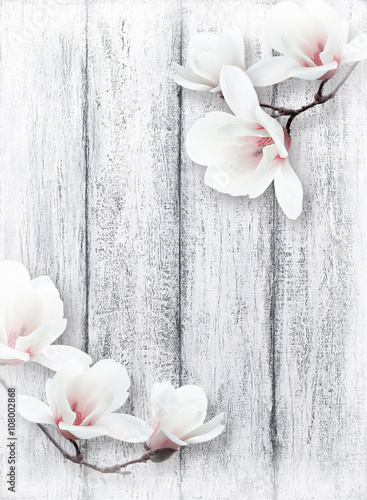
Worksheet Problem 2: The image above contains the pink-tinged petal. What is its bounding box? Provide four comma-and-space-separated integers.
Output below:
255, 108, 287, 159
5, 289, 44, 339
0, 261, 30, 294
288, 61, 338, 80
148, 428, 183, 452
220, 66, 259, 122
0, 342, 29, 362
217, 123, 269, 138
181, 413, 224, 441
81, 389, 114, 426
31, 345, 92, 371
97, 413, 153, 443
280, 32, 315, 67
30, 276, 64, 322
184, 424, 225, 444
151, 382, 178, 427
217, 29, 245, 70
264, 2, 309, 55
173, 62, 216, 90
246, 56, 299, 87
320, 20, 349, 65
52, 382, 76, 425
17, 395, 55, 425
274, 158, 303, 220
58, 421, 107, 440
249, 146, 282, 198
343, 34, 367, 63
88, 359, 130, 412
15, 318, 67, 354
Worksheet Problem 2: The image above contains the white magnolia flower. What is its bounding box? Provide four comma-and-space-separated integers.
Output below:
247, 0, 367, 87
146, 381, 225, 452
173, 29, 245, 93
186, 65, 303, 219
0, 261, 91, 370
18, 359, 153, 442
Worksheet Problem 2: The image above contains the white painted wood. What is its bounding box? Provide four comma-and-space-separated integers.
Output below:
273, 2, 367, 498
179, 2, 276, 499
85, 1, 182, 498
0, 2, 89, 499
1, 1, 367, 499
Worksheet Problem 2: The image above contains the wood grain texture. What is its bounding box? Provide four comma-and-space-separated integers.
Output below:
273, 2, 367, 498
1, 0, 367, 499
0, 2, 88, 499
85, 1, 181, 498
179, 2, 276, 499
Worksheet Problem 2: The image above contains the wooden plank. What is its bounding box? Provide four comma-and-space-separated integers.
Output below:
85, 1, 182, 498
179, 1, 276, 499
273, 2, 367, 498
0, 2, 88, 499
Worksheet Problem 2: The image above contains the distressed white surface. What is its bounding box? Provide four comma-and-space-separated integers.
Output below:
0, 1, 367, 499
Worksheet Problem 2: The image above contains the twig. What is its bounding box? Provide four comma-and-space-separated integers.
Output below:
259, 62, 360, 135
37, 423, 151, 475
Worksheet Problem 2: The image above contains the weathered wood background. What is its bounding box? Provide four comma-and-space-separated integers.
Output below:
0, 0, 367, 498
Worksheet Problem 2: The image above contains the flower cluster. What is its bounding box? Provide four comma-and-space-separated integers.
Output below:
0, 261, 224, 472
175, 0, 367, 219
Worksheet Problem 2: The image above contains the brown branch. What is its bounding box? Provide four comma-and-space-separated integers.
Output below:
37, 423, 151, 475
259, 62, 360, 135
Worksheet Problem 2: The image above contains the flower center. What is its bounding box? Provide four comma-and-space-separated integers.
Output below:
71, 402, 84, 426
252, 137, 274, 158
7, 325, 27, 349
311, 43, 324, 66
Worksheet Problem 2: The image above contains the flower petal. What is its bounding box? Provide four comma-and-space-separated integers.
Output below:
51, 381, 76, 425
151, 382, 178, 428
249, 145, 282, 198
274, 158, 303, 220
30, 276, 64, 321
184, 424, 225, 444
58, 421, 107, 440
320, 19, 349, 65
31, 345, 92, 371
0, 261, 30, 295
0, 343, 30, 362
288, 61, 338, 80
173, 62, 216, 90
220, 65, 259, 122
246, 56, 299, 87
88, 359, 130, 412
97, 413, 153, 443
255, 108, 287, 158
204, 162, 257, 197
217, 29, 245, 69
5, 289, 44, 338
181, 412, 224, 441
343, 34, 367, 63
15, 319, 67, 354
17, 395, 55, 425
81, 389, 114, 426
185, 111, 246, 167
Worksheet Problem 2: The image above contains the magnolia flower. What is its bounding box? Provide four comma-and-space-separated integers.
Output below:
246, 0, 367, 87
173, 29, 245, 92
17, 359, 153, 442
146, 381, 225, 455
186, 65, 303, 219
0, 261, 91, 370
